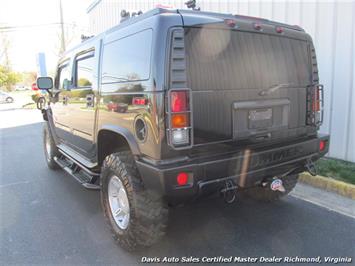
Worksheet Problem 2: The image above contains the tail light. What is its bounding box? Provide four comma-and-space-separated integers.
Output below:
167, 89, 193, 148
171, 91, 188, 112
307, 84, 323, 126
312, 87, 321, 112
319, 140, 326, 152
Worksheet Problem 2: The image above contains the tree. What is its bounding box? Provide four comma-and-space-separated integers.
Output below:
0, 31, 21, 90
21, 71, 37, 86
0, 65, 22, 91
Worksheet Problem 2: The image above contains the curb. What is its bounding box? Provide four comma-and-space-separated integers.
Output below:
299, 173, 355, 200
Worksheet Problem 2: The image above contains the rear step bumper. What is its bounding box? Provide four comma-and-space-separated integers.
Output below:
136, 134, 330, 203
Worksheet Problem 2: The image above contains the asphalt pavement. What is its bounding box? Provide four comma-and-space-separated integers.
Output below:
0, 109, 354, 265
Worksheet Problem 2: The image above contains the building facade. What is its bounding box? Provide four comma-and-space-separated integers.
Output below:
87, 0, 355, 162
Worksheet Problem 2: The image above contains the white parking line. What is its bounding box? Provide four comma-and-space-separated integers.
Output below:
291, 183, 355, 219
0, 180, 31, 189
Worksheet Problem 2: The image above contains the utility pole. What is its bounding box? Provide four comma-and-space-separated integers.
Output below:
0, 31, 11, 70
59, 0, 65, 55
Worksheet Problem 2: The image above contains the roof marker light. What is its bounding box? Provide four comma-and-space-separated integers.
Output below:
253, 23, 262, 30
276, 26, 283, 33
224, 19, 237, 28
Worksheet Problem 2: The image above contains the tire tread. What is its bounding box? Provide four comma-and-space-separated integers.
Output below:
100, 151, 168, 250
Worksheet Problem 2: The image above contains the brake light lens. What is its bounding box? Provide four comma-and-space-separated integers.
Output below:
319, 140, 326, 151
168, 89, 192, 147
171, 91, 188, 112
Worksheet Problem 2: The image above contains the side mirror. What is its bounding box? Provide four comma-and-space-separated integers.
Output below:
37, 77, 53, 91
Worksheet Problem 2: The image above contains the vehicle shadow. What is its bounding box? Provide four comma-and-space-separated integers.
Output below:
139, 196, 305, 258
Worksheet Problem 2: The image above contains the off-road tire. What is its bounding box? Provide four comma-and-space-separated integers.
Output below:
43, 123, 60, 170
100, 151, 168, 250
245, 174, 299, 202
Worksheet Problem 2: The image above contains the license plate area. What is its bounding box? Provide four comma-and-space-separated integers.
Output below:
233, 99, 290, 140
249, 108, 273, 129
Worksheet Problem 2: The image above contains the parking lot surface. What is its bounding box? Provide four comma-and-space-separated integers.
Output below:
0, 109, 354, 265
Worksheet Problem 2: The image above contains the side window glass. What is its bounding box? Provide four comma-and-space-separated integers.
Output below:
101, 29, 152, 84
76, 54, 95, 88
58, 64, 71, 90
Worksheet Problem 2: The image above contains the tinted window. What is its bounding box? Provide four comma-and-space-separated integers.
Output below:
185, 28, 311, 91
101, 29, 152, 84
58, 64, 71, 90
76, 54, 95, 87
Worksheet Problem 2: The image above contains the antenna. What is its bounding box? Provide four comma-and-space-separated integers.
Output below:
120, 9, 130, 22
120, 9, 143, 22
81, 34, 94, 42
185, 0, 200, 11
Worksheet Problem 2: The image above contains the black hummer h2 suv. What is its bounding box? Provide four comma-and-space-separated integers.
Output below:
37, 8, 330, 250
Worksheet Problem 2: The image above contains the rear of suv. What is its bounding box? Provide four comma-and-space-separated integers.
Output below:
37, 8, 329, 250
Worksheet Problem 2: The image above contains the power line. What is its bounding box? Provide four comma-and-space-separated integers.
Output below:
0, 22, 70, 29
0, 22, 88, 32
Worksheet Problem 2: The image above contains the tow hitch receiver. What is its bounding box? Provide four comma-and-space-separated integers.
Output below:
221, 180, 238, 203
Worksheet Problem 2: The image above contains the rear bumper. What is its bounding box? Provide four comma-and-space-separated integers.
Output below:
136, 134, 330, 203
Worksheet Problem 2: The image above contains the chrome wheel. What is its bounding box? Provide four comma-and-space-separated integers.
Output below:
108, 175, 130, 230
45, 133, 51, 162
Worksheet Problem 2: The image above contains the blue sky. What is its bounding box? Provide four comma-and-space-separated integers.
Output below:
0, 0, 91, 73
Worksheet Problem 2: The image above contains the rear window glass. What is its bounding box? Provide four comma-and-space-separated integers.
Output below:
101, 29, 152, 84
185, 27, 311, 91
